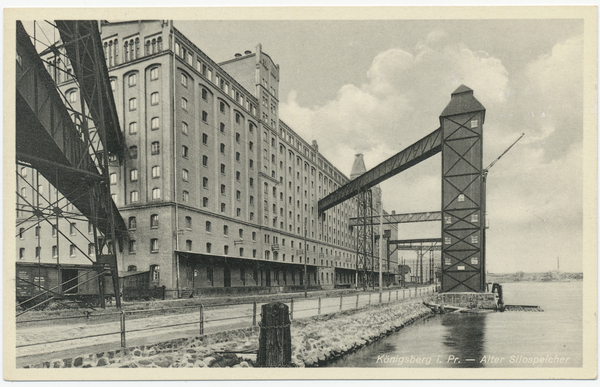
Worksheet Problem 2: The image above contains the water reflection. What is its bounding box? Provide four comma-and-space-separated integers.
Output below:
326, 282, 582, 368
441, 313, 486, 368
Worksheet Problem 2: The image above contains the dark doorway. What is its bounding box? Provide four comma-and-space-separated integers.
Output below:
224, 266, 231, 287
62, 269, 78, 294
265, 269, 271, 287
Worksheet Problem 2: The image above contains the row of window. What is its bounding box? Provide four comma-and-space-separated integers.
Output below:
18, 221, 355, 264
19, 239, 355, 267
109, 67, 159, 94
444, 235, 479, 245
126, 70, 160, 87
176, 44, 258, 116
18, 244, 87, 260
124, 213, 353, 260
19, 195, 351, 249
111, 188, 161, 203
103, 35, 163, 68
18, 222, 86, 239
444, 214, 479, 224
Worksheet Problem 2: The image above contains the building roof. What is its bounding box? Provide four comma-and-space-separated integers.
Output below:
439, 84, 486, 122
350, 154, 367, 180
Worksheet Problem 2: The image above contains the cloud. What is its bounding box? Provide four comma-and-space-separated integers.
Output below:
487, 35, 584, 162
279, 31, 584, 272
425, 29, 448, 46
280, 36, 511, 180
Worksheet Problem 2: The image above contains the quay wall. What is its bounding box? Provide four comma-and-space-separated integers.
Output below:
22, 299, 432, 368
433, 292, 498, 309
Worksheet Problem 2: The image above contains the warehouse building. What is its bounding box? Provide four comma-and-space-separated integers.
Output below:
20, 20, 398, 297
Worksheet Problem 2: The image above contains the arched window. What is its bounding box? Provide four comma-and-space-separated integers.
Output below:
129, 39, 134, 61
128, 216, 137, 229
151, 141, 160, 155
124, 41, 129, 62
107, 40, 113, 67
65, 89, 77, 104
150, 264, 159, 280
151, 117, 160, 130
129, 146, 138, 159
113, 39, 118, 65
128, 265, 137, 272
129, 122, 138, 135
150, 214, 159, 228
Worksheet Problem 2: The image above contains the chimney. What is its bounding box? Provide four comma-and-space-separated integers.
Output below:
312, 140, 319, 153
392, 210, 396, 215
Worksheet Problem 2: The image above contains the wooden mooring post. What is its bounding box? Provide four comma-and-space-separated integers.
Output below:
120, 310, 126, 348
257, 302, 292, 367
199, 304, 204, 335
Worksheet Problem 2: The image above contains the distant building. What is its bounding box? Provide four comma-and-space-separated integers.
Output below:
19, 20, 398, 297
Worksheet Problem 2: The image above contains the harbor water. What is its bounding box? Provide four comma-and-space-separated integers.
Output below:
327, 281, 583, 368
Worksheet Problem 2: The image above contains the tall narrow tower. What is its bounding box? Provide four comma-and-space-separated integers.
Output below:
439, 85, 486, 292
351, 154, 373, 289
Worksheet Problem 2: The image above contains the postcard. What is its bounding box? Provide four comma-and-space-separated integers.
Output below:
4, 6, 597, 381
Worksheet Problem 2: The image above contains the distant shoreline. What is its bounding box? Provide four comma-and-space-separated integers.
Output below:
487, 272, 583, 283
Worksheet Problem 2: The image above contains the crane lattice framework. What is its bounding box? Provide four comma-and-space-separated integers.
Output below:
354, 189, 373, 289
15, 20, 126, 311
319, 85, 487, 293
388, 238, 441, 285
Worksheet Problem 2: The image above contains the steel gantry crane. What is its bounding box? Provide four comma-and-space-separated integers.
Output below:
319, 85, 491, 293
320, 86, 523, 293
16, 20, 126, 313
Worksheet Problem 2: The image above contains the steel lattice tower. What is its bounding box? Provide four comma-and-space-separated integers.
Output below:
440, 85, 486, 292
355, 189, 373, 289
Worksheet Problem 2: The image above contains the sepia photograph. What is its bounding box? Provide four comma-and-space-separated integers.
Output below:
4, 6, 597, 381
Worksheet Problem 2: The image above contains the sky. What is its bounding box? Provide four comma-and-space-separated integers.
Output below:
15, 14, 589, 274
176, 18, 587, 273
